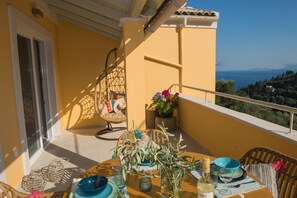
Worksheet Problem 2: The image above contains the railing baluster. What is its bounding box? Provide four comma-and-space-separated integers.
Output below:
289, 113, 294, 133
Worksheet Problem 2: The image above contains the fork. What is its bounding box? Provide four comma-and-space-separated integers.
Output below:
228, 180, 256, 188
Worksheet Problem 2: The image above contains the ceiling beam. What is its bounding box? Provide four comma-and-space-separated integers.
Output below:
50, 6, 121, 38
129, 0, 147, 17
63, 0, 127, 21
59, 16, 119, 41
47, 0, 120, 30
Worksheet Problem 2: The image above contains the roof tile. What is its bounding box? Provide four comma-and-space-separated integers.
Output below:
175, 7, 216, 17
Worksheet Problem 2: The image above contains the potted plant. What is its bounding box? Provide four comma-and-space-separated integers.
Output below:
148, 90, 179, 118
115, 125, 199, 197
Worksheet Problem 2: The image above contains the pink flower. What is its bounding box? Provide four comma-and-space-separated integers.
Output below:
166, 99, 172, 104
162, 90, 170, 97
174, 93, 179, 98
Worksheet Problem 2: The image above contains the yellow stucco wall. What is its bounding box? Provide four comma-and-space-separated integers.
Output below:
144, 28, 180, 105
0, 0, 59, 186
182, 28, 216, 102
144, 27, 216, 106
57, 20, 118, 129
179, 97, 297, 159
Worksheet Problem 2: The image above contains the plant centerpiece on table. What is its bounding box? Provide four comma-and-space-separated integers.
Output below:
115, 125, 199, 197
148, 89, 179, 118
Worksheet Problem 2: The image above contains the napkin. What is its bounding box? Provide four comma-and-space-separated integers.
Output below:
214, 176, 263, 198
190, 169, 263, 197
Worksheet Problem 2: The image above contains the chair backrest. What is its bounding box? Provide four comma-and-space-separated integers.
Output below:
0, 181, 27, 197
116, 131, 135, 150
144, 129, 168, 145
240, 147, 297, 198
94, 65, 126, 114
116, 129, 168, 151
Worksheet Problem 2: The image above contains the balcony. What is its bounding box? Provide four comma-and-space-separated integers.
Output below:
2, 0, 296, 194
28, 84, 297, 192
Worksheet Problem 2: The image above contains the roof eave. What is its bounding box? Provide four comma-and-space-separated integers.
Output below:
162, 12, 219, 29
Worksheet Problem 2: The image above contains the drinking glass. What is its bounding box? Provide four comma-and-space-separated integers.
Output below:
112, 166, 125, 190
219, 168, 234, 196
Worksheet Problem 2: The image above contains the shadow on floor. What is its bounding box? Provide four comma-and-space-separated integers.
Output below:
45, 143, 99, 170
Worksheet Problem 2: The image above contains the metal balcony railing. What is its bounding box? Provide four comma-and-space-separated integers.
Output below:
168, 84, 297, 133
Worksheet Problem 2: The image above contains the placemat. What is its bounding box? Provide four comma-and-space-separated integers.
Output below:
190, 169, 263, 197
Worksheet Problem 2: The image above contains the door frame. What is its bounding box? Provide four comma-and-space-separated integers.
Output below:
8, 6, 60, 174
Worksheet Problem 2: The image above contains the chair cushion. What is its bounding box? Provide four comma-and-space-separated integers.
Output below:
243, 163, 279, 198
105, 100, 115, 113
101, 112, 126, 123
114, 98, 126, 113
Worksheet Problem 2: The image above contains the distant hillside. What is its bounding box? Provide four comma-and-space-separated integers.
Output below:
237, 70, 297, 108
216, 71, 297, 129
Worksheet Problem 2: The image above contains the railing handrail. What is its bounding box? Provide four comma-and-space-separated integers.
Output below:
168, 84, 296, 132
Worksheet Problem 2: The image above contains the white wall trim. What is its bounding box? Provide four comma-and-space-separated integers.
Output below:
8, 5, 61, 174
162, 14, 219, 29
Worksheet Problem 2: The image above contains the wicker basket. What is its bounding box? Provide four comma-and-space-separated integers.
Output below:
21, 169, 46, 192
47, 159, 64, 183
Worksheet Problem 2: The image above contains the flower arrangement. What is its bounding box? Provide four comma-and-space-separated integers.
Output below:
148, 89, 179, 117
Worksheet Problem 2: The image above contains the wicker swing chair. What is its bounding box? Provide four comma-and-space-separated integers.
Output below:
94, 48, 127, 140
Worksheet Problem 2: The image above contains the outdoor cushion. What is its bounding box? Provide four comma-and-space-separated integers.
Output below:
101, 112, 126, 123
105, 100, 115, 113
243, 163, 279, 198
114, 98, 126, 113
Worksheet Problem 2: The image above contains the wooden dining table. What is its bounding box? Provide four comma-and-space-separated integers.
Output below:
63, 152, 273, 198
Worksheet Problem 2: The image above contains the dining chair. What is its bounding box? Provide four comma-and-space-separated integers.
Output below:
0, 181, 65, 198
240, 147, 297, 198
116, 131, 135, 150
144, 129, 169, 145
116, 129, 169, 151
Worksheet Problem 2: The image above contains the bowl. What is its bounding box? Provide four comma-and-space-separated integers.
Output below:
78, 175, 108, 194
214, 157, 240, 171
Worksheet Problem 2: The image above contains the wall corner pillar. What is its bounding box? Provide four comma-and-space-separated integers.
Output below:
121, 18, 146, 129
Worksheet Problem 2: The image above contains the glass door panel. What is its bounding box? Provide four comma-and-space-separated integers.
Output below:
17, 35, 41, 157
33, 40, 50, 144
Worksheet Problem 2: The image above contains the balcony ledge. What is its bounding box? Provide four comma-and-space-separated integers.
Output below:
179, 94, 297, 145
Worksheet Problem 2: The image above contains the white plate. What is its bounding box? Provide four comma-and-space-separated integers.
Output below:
233, 168, 244, 179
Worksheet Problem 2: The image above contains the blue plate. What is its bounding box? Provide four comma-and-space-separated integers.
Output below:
72, 182, 119, 198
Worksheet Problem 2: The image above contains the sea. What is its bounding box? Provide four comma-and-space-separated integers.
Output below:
216, 69, 291, 91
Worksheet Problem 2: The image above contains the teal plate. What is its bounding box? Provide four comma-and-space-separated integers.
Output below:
70, 181, 119, 198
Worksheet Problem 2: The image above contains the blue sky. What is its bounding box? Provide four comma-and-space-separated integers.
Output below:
187, 0, 297, 71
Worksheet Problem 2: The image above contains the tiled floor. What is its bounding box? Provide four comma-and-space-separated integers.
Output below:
28, 125, 212, 193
